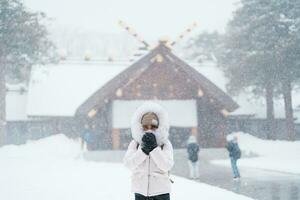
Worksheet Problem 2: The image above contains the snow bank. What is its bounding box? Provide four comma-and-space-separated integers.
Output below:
0, 134, 253, 200
233, 132, 300, 157
213, 132, 300, 174
0, 134, 82, 161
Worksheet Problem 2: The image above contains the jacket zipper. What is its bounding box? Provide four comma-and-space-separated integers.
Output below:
147, 156, 150, 197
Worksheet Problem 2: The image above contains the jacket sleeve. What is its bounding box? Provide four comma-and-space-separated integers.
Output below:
123, 140, 148, 171
187, 144, 191, 154
149, 140, 174, 172
226, 142, 232, 152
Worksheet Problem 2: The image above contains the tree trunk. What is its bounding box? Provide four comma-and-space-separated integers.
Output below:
282, 80, 295, 141
266, 82, 276, 139
0, 57, 6, 146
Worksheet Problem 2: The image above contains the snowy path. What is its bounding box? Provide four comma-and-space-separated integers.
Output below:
172, 149, 300, 200
85, 148, 300, 200
0, 135, 253, 200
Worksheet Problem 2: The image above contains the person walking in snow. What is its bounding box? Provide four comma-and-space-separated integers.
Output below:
186, 135, 200, 179
123, 102, 174, 200
225, 135, 241, 180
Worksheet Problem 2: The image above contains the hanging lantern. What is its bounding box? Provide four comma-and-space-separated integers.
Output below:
221, 109, 230, 117
155, 54, 164, 63
151, 54, 164, 63
88, 109, 97, 118
197, 88, 204, 97
116, 88, 123, 97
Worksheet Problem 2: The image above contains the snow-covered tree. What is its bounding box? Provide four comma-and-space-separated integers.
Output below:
186, 31, 221, 62
219, 0, 300, 140
276, 1, 300, 140
0, 0, 55, 144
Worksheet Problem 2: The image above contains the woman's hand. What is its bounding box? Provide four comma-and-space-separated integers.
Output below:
141, 132, 157, 155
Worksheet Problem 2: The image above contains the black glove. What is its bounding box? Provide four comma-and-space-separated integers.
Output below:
141, 132, 157, 155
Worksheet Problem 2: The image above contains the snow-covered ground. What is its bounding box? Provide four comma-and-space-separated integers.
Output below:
212, 132, 300, 174
0, 134, 253, 200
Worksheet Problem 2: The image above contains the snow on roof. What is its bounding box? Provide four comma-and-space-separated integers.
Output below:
6, 90, 28, 121
191, 61, 227, 92
112, 100, 198, 128
27, 61, 128, 117
6, 83, 27, 91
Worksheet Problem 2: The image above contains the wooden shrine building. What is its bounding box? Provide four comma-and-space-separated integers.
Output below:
75, 41, 239, 149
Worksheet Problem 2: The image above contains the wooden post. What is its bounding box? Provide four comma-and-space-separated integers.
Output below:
112, 128, 120, 150
219, 123, 226, 147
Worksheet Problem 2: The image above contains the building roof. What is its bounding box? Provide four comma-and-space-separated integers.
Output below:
76, 42, 239, 115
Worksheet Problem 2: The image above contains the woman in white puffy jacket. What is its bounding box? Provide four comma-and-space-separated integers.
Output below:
123, 102, 174, 200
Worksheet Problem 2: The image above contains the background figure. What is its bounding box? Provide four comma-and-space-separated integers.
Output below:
187, 135, 200, 179
81, 124, 94, 151
226, 135, 241, 180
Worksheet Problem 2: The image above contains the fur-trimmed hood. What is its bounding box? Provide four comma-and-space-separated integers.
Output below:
131, 102, 170, 146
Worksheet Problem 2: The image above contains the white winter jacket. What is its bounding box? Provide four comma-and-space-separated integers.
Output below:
123, 102, 174, 197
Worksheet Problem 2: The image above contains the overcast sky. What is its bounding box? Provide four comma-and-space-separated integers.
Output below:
24, 0, 239, 43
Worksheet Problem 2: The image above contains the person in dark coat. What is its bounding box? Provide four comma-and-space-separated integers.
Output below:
80, 124, 94, 151
226, 134, 241, 180
186, 135, 200, 179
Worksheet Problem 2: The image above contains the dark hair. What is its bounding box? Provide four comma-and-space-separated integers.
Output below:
141, 112, 159, 127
